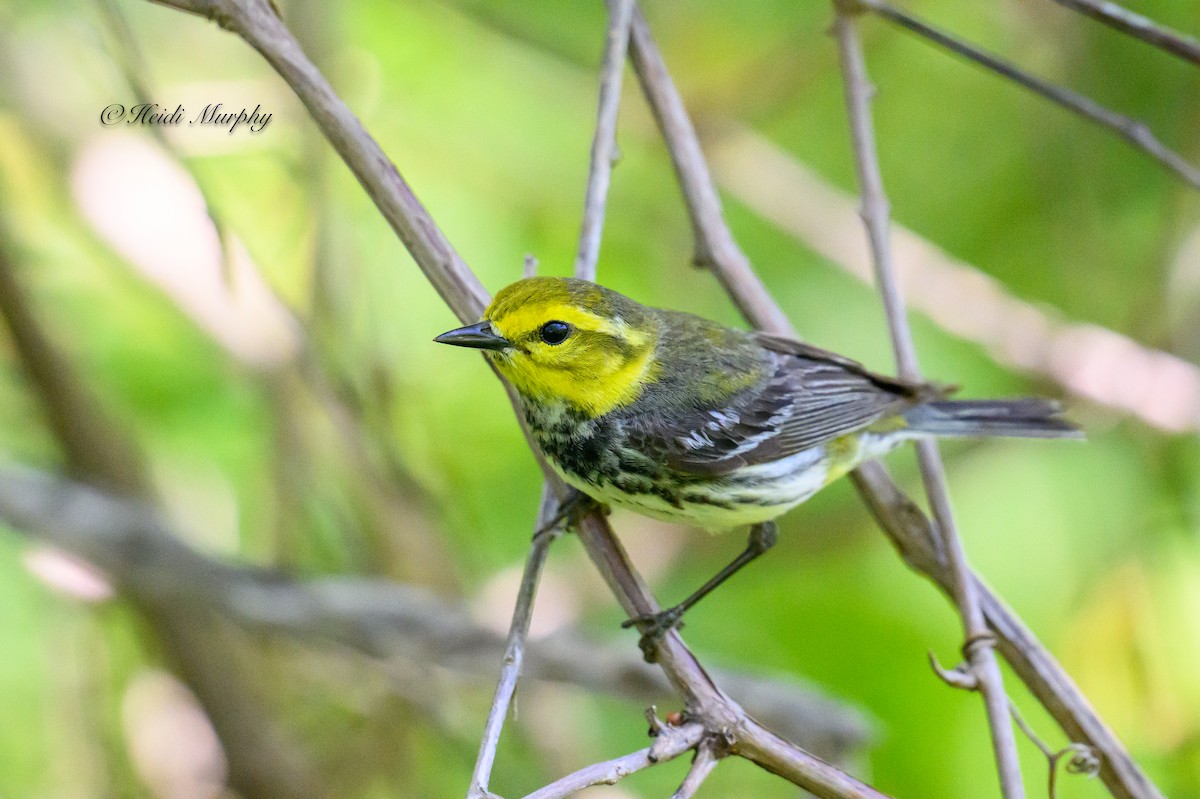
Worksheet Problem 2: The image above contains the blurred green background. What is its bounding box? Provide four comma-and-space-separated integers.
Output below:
1, 0, 1198, 796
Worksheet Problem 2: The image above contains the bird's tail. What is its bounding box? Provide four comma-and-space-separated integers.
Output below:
903, 399, 1082, 440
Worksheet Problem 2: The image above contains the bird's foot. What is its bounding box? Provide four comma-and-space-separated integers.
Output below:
534, 489, 607, 541
622, 607, 686, 663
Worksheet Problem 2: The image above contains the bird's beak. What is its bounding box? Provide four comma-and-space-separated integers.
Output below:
434, 320, 511, 351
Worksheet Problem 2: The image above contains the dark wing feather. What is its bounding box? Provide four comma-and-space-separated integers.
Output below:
623, 334, 935, 477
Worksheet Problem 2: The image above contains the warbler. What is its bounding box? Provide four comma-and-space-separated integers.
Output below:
436, 276, 1079, 649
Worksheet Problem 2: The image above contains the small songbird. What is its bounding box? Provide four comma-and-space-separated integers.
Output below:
436, 277, 1079, 650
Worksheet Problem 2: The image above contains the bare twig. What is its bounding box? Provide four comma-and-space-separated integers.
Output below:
1050, 0, 1200, 66
575, 0, 635, 282
1011, 703, 1101, 799
832, 8, 1025, 795
624, 3, 794, 335
467, 486, 562, 799
671, 737, 721, 799
858, 0, 1200, 191
519, 722, 705, 799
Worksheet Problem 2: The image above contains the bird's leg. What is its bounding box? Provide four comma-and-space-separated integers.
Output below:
623, 520, 778, 661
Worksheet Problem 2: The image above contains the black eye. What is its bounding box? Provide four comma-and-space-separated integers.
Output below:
539, 321, 571, 345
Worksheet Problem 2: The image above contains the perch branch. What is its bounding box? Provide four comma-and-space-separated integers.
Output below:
831, 7, 1025, 797
858, 0, 1200, 191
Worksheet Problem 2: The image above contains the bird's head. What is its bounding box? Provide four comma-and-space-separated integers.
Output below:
435, 277, 659, 416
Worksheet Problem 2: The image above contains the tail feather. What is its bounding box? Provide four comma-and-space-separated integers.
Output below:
903, 399, 1083, 440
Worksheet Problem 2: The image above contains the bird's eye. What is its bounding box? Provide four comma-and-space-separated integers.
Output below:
539, 321, 571, 345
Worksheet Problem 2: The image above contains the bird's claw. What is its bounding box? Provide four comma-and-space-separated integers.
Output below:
534, 489, 607, 540
622, 607, 685, 662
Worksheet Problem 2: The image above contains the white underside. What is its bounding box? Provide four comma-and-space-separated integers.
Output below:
553, 431, 907, 532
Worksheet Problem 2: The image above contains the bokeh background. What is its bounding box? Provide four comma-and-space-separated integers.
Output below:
1, 0, 1198, 796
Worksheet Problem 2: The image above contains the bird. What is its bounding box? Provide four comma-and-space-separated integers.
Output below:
435, 276, 1080, 654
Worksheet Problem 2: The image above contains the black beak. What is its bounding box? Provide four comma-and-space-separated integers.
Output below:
434, 320, 511, 351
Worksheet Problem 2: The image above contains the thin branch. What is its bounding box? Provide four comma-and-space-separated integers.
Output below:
670, 737, 720, 799
624, 4, 1160, 799
832, 8, 1025, 796
519, 722, 705, 799
1011, 703, 1101, 799
858, 0, 1200, 191
467, 486, 562, 799
575, 0, 635, 282
1050, 0, 1200, 66
624, 3, 794, 335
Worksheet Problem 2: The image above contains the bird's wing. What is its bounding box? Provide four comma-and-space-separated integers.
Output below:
623, 334, 931, 476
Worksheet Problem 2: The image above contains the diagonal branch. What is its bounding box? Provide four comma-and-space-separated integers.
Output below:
859, 0, 1200, 191
850, 464, 1163, 799
831, 6, 1024, 796
1050, 0, 1200, 66
623, 2, 794, 335
467, 487, 562, 799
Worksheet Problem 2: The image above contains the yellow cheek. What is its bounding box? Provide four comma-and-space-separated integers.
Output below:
494, 347, 657, 417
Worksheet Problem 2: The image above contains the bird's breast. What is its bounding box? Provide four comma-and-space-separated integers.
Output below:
522, 400, 621, 484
